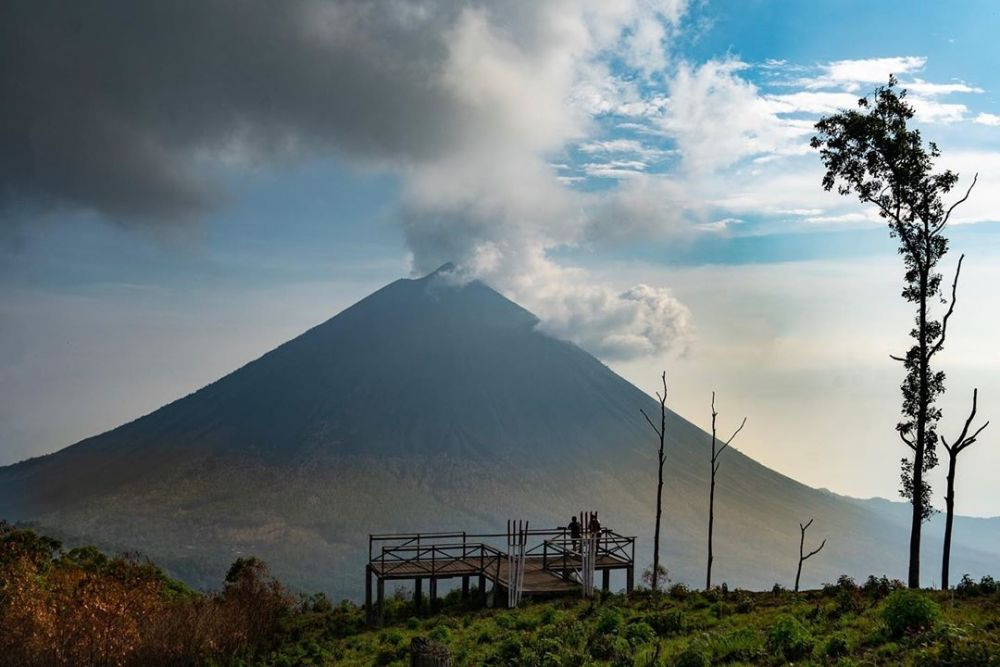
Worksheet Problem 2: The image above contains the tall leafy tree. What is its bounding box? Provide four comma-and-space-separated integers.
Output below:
811, 77, 977, 587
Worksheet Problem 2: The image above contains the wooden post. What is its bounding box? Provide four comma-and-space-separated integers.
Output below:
377, 578, 385, 627
365, 565, 374, 625
626, 566, 634, 593
479, 574, 487, 604
461, 575, 470, 600
602, 569, 610, 593
429, 578, 438, 612
414, 578, 423, 613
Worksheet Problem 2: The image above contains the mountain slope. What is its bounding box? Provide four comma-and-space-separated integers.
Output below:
1, 267, 996, 596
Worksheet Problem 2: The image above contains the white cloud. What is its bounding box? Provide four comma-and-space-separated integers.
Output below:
974, 113, 1000, 127
659, 59, 814, 172
763, 91, 860, 115
906, 79, 983, 96
578, 139, 673, 162
805, 56, 926, 90
910, 97, 968, 124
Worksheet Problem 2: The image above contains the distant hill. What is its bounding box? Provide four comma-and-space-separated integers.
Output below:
1, 266, 997, 597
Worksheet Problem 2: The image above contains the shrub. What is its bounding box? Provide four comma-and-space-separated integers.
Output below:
956, 574, 999, 599
766, 614, 815, 661
733, 590, 756, 613
381, 629, 405, 646
710, 601, 734, 619
589, 633, 631, 661
624, 621, 656, 646
649, 609, 685, 636
772, 582, 787, 596
643, 564, 669, 590
595, 607, 625, 636
979, 575, 999, 595
668, 582, 690, 600
711, 628, 764, 662
675, 642, 711, 667
862, 575, 902, 600
686, 593, 710, 610
883, 589, 939, 638
825, 634, 849, 658
956, 574, 979, 598
493, 636, 526, 664
823, 574, 858, 596
428, 624, 451, 642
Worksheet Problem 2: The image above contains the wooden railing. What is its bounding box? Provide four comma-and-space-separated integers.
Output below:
369, 527, 634, 580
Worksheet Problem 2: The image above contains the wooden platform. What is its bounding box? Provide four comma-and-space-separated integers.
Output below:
370, 554, 630, 592
365, 526, 636, 625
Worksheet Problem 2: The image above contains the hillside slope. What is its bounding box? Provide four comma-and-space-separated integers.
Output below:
1, 266, 996, 597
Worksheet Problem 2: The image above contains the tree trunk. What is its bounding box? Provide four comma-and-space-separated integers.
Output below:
652, 445, 664, 590
795, 528, 804, 593
707, 470, 715, 590
941, 453, 958, 590
908, 268, 930, 589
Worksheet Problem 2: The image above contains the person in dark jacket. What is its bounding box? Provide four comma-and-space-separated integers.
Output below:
568, 516, 581, 552
589, 512, 602, 551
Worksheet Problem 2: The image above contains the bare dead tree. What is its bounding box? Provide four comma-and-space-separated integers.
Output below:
939, 388, 989, 590
640, 371, 668, 592
794, 519, 826, 593
706, 392, 746, 590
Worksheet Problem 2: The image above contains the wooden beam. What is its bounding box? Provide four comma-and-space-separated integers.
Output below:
414, 578, 423, 613
602, 569, 610, 593
461, 575, 470, 600
626, 566, 634, 594
365, 565, 373, 625
429, 578, 438, 612
377, 578, 385, 627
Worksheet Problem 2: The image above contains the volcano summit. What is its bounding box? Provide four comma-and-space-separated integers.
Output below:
2, 267, 998, 597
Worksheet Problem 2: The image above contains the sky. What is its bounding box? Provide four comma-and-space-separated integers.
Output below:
3, 0, 1000, 515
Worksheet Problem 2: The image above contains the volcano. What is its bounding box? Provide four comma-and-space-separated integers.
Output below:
2, 266, 998, 596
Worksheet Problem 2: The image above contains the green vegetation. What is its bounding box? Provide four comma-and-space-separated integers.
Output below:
269, 575, 1000, 666
5, 524, 1000, 665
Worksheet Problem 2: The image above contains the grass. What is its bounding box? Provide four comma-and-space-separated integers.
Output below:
4, 524, 998, 665
264, 576, 1000, 666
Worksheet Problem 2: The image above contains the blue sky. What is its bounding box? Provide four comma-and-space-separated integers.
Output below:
3, 0, 1000, 515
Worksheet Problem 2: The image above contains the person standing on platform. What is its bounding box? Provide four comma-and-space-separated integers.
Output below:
568, 516, 581, 552
589, 512, 602, 551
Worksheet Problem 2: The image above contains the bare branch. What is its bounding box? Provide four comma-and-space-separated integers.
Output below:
941, 388, 988, 454
899, 430, 916, 451
929, 254, 964, 358
803, 540, 827, 561
936, 173, 978, 233
959, 422, 990, 452
890, 354, 906, 362
717, 416, 747, 457
640, 409, 662, 438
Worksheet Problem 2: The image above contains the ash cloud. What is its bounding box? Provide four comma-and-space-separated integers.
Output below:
1, 0, 694, 360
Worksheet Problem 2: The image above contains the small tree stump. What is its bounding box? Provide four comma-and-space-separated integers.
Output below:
410, 636, 451, 667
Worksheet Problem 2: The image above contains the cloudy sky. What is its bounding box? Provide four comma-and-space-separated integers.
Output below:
3, 0, 1000, 515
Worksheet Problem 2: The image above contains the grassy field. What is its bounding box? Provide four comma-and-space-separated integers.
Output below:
4, 523, 999, 666
273, 576, 1000, 666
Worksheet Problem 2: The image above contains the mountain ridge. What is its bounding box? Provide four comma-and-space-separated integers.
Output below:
2, 269, 998, 597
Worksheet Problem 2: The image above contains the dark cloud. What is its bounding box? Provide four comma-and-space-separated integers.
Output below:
0, 0, 470, 224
